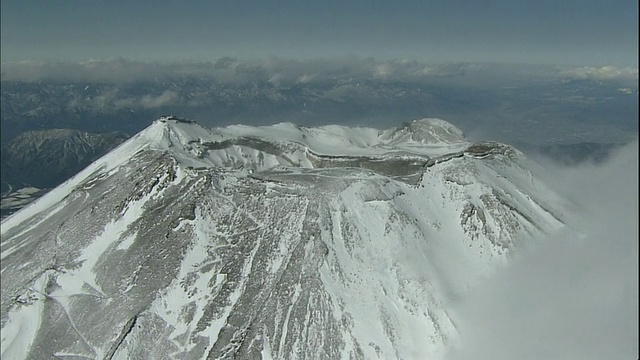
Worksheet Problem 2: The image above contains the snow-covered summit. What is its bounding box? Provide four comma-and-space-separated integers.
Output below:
150, 116, 468, 151
128, 116, 481, 174
1, 116, 564, 360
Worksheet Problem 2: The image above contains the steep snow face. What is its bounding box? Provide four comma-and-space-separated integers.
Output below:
0, 117, 564, 359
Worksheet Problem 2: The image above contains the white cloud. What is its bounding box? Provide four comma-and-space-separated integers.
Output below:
0, 57, 465, 84
139, 90, 178, 109
1, 58, 217, 83
445, 140, 639, 360
559, 66, 639, 81
3, 58, 637, 87
64, 88, 179, 111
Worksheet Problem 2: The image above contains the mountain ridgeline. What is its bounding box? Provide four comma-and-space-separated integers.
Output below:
0, 117, 565, 359
0, 129, 128, 217
1, 128, 128, 192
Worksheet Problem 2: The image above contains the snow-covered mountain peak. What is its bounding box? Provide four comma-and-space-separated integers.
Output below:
144, 116, 219, 149
1, 116, 566, 360
129, 116, 475, 174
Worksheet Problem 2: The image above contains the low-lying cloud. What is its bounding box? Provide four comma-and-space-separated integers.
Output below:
445, 140, 639, 359
65, 89, 180, 112
140, 90, 178, 109
559, 66, 639, 81
0, 57, 456, 84
3, 57, 637, 86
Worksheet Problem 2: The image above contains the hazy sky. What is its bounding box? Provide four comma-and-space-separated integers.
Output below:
1, 0, 638, 66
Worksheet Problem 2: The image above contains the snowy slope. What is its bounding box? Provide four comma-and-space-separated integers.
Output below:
0, 116, 564, 359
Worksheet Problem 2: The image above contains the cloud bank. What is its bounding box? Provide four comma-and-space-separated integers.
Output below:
445, 140, 639, 360
0, 58, 457, 84
3, 58, 637, 85
559, 66, 639, 81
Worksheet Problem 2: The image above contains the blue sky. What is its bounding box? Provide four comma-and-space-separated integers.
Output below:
1, 0, 638, 66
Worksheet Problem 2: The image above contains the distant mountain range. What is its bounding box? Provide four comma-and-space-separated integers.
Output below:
2, 75, 637, 146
